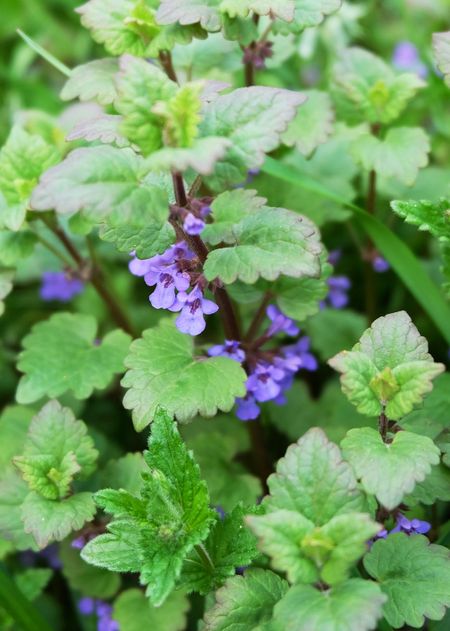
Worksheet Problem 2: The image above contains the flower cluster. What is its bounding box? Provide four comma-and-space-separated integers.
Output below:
209, 305, 317, 421
183, 200, 211, 236
78, 598, 118, 631
40, 271, 84, 302
129, 241, 218, 336
373, 514, 431, 543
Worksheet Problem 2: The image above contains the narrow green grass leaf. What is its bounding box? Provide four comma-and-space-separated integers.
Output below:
262, 157, 450, 345
0, 567, 53, 631
16, 30, 71, 77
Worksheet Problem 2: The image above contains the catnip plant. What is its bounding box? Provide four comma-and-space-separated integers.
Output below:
0, 1, 449, 630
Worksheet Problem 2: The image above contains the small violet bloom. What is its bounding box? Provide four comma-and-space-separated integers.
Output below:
71, 536, 85, 550
267, 305, 300, 337
246, 362, 285, 403
78, 597, 95, 616
325, 276, 351, 309
208, 340, 246, 363
391, 515, 431, 536
40, 271, 84, 303
172, 285, 219, 336
235, 394, 261, 421
282, 336, 318, 372
184, 212, 205, 236
392, 41, 428, 78
372, 256, 390, 273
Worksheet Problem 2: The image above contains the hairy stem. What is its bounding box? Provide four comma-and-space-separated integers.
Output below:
244, 291, 272, 342
158, 50, 178, 83
378, 409, 388, 442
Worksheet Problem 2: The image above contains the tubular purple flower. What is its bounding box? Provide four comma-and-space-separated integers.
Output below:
40, 271, 84, 302
235, 394, 260, 421
266, 305, 300, 337
392, 41, 428, 78
325, 275, 351, 309
184, 212, 205, 235
372, 256, 390, 273
172, 285, 219, 336
208, 340, 246, 363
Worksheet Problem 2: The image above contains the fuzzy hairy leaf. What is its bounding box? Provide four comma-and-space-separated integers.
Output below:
82, 409, 216, 605
282, 90, 335, 156
121, 320, 246, 431
0, 127, 60, 231
329, 311, 445, 419
181, 506, 258, 594
113, 588, 190, 631
264, 428, 366, 525
204, 207, 322, 284
200, 86, 305, 190
341, 427, 440, 510
351, 127, 430, 186
145, 137, 232, 174
21, 491, 96, 548
390, 197, 450, 240
364, 533, 450, 628
202, 189, 266, 246
204, 568, 289, 631
30, 145, 166, 223
271, 579, 386, 631
66, 114, 132, 148
248, 510, 379, 586
433, 32, 450, 87
60, 58, 118, 105
16, 313, 131, 403
331, 47, 425, 125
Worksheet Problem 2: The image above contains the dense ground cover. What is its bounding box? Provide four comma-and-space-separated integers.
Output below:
0, 1, 449, 629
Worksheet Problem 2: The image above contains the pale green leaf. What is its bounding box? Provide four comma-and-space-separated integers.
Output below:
290, 0, 342, 30
81, 522, 143, 573
221, 0, 295, 21
341, 427, 440, 509
16, 313, 131, 403
364, 533, 450, 628
113, 588, 190, 631
144, 137, 232, 175
351, 127, 430, 186
405, 463, 450, 506
14, 452, 80, 500
433, 31, 450, 87
271, 579, 386, 631
203, 207, 323, 284
122, 320, 246, 430
390, 197, 450, 241
59, 540, 121, 598
329, 311, 445, 418
0, 471, 38, 551
264, 428, 366, 525
331, 47, 425, 125
204, 569, 289, 631
66, 114, 132, 148
0, 127, 60, 231
200, 87, 306, 190
21, 491, 96, 548
152, 81, 203, 148
282, 90, 335, 156
0, 232, 37, 267
60, 58, 119, 105
400, 373, 450, 438
0, 406, 34, 475
156, 0, 223, 31
0, 271, 14, 317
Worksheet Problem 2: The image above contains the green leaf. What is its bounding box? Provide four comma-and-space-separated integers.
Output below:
289, 0, 342, 30
14, 568, 52, 602
13, 400, 98, 499
221, 0, 295, 21
0, 471, 38, 551
341, 427, 440, 510
0, 127, 60, 231
282, 90, 335, 156
113, 588, 190, 631
153, 81, 203, 148
200, 87, 305, 190
203, 207, 323, 284
21, 491, 96, 548
329, 311, 445, 419
433, 32, 450, 87
0, 232, 37, 267
82, 409, 216, 605
181, 505, 259, 594
364, 533, 450, 629
248, 510, 379, 586
0, 405, 34, 475
16, 313, 131, 404
122, 320, 246, 431
305, 309, 367, 361
390, 197, 450, 240
262, 156, 450, 345
271, 579, 386, 631
399, 373, 450, 438
31, 146, 166, 223
60, 58, 118, 105
115, 55, 178, 155
66, 114, 133, 148
0, 568, 53, 631
98, 453, 147, 496
271, 269, 331, 321
144, 137, 232, 175
405, 463, 450, 506
59, 540, 121, 599
203, 568, 289, 631
264, 428, 366, 525
351, 127, 430, 186
0, 270, 13, 318
156, 0, 223, 31
331, 47, 425, 125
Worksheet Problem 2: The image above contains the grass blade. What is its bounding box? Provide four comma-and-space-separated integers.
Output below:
0, 568, 53, 631
17, 30, 71, 77
262, 157, 450, 345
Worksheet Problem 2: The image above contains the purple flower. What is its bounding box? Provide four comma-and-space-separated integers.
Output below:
172, 285, 218, 336
40, 271, 84, 302
266, 305, 300, 337
392, 41, 428, 78
246, 362, 285, 403
327, 249, 342, 266
208, 340, 246, 363
235, 394, 260, 421
184, 212, 205, 236
71, 536, 86, 550
372, 256, 390, 273
78, 597, 95, 616
215, 506, 226, 519
325, 276, 351, 309
282, 337, 318, 372
391, 515, 431, 536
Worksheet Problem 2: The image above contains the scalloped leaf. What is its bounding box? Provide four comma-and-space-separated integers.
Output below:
390, 197, 450, 240
282, 90, 335, 156
113, 588, 190, 631
60, 58, 119, 105
433, 31, 450, 87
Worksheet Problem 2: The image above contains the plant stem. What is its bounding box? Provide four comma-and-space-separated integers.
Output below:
29, 226, 73, 267
378, 409, 388, 442
244, 60, 254, 87
244, 291, 272, 342
41, 219, 135, 336
194, 543, 215, 573
364, 169, 377, 324
158, 50, 178, 83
